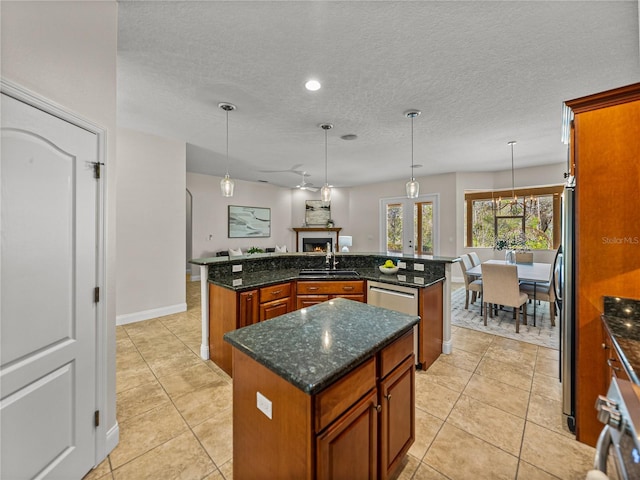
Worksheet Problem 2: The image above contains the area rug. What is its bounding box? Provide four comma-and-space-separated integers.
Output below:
451, 287, 559, 350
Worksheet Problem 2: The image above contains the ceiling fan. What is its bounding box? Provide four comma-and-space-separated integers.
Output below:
296, 172, 319, 192
258, 163, 305, 175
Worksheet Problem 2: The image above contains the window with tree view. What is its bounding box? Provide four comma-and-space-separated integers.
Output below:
465, 186, 563, 250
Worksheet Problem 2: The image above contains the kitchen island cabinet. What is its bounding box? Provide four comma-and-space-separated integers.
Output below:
296, 279, 365, 308
225, 299, 419, 480
209, 281, 293, 375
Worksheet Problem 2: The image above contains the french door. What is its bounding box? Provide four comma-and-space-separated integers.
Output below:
381, 194, 439, 256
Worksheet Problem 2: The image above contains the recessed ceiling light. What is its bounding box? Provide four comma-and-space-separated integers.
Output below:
305, 79, 321, 91
340, 134, 358, 141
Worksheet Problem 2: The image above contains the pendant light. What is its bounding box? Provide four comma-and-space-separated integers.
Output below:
219, 102, 236, 197
405, 110, 421, 198
320, 123, 333, 203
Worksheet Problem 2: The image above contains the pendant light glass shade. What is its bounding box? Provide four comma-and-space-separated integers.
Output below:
320, 123, 333, 204
218, 102, 236, 197
220, 174, 234, 197
320, 184, 331, 203
405, 110, 421, 199
406, 179, 419, 198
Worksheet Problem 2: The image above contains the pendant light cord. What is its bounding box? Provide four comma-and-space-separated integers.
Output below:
510, 141, 516, 201
225, 108, 230, 176
324, 127, 328, 185
411, 115, 415, 180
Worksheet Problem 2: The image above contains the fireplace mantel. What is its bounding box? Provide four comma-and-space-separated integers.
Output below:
293, 227, 342, 252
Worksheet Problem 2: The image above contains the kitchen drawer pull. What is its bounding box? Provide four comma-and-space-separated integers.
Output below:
373, 404, 382, 413
342, 286, 354, 291
271, 290, 281, 295
385, 394, 392, 402
602, 343, 609, 350
308, 287, 319, 291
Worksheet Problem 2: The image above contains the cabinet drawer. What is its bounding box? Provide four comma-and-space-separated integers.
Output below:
379, 329, 414, 379
260, 282, 291, 303
315, 357, 376, 432
298, 280, 364, 295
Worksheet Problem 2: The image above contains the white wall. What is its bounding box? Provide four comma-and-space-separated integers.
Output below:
0, 0, 118, 458
345, 173, 459, 255
116, 128, 186, 322
187, 172, 293, 269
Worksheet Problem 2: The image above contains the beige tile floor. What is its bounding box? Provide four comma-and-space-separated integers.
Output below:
84, 279, 601, 480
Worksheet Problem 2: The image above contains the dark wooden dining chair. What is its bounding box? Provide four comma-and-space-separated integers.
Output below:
481, 263, 529, 333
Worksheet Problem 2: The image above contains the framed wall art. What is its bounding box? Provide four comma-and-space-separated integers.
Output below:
305, 200, 331, 226
228, 205, 271, 238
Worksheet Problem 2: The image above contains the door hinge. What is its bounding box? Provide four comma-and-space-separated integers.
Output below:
94, 410, 100, 427
93, 162, 104, 179
94, 287, 100, 303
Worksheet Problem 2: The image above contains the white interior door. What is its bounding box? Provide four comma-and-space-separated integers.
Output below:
380, 194, 440, 256
1, 93, 97, 478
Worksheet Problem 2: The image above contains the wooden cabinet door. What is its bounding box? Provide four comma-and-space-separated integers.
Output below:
418, 281, 443, 370
296, 295, 329, 309
238, 290, 259, 328
379, 355, 415, 480
260, 299, 290, 321
316, 388, 378, 480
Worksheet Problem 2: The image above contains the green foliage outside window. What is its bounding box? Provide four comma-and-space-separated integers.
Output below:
467, 191, 558, 250
386, 204, 402, 252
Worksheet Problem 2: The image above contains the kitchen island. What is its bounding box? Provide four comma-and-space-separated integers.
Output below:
224, 298, 419, 480
190, 252, 458, 374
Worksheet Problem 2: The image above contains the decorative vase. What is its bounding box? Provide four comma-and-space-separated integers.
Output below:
505, 250, 516, 264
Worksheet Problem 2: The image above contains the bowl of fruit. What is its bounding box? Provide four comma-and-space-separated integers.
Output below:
379, 260, 399, 275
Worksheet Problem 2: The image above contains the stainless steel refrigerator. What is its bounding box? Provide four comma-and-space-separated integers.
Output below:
559, 174, 576, 432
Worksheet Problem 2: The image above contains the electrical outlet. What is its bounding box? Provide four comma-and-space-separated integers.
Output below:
414, 263, 424, 271
232, 264, 242, 273
413, 276, 425, 285
257, 391, 272, 419
232, 278, 243, 287
397, 261, 406, 269
397, 274, 407, 282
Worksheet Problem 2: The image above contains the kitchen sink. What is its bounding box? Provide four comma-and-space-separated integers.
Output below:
299, 269, 360, 277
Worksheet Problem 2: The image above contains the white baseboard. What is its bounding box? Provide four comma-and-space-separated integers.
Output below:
116, 303, 187, 326
106, 422, 119, 455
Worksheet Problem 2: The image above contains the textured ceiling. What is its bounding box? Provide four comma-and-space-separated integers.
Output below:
117, 1, 640, 189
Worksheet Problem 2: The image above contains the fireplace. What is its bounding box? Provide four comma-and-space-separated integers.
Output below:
293, 227, 341, 252
302, 237, 333, 253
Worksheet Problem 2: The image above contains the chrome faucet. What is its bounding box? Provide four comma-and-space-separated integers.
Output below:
325, 242, 339, 270
325, 242, 332, 268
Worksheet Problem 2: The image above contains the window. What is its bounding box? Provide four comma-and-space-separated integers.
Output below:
465, 186, 563, 250
386, 203, 403, 253
415, 201, 433, 255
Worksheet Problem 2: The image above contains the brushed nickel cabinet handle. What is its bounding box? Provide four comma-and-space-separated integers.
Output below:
271, 290, 281, 295
373, 404, 382, 413
342, 286, 354, 291
385, 394, 392, 402
308, 287, 319, 291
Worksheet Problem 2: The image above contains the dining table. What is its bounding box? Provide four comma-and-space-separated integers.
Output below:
466, 259, 552, 325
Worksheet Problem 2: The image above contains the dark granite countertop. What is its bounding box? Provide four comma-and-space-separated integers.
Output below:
223, 297, 420, 395
602, 296, 640, 385
190, 251, 460, 266
208, 266, 445, 291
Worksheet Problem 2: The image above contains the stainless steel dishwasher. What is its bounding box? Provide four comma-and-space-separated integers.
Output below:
367, 281, 419, 366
